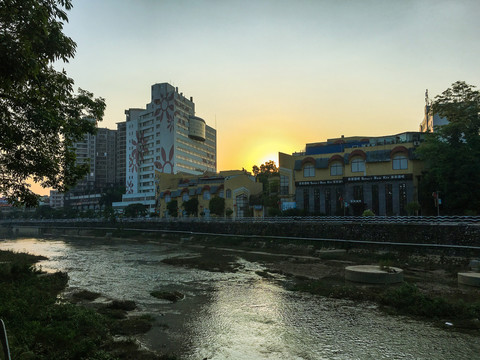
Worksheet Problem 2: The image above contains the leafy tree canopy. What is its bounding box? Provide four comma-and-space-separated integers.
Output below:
209, 196, 225, 216
124, 203, 147, 218
183, 197, 199, 217
252, 160, 278, 177
0, 0, 106, 206
166, 199, 178, 217
417, 81, 480, 214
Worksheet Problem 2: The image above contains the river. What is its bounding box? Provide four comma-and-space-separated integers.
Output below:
1, 237, 479, 360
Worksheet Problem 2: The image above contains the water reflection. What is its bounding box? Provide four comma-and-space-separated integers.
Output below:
1, 237, 479, 360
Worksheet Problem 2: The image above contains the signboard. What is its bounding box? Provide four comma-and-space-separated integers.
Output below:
281, 202, 297, 211
296, 174, 412, 187
345, 174, 413, 182
296, 179, 343, 186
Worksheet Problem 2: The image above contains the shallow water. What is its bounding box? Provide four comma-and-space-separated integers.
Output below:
1, 237, 479, 359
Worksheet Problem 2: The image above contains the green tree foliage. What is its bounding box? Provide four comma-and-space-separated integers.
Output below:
124, 203, 147, 218
417, 81, 480, 214
252, 160, 278, 176
183, 197, 199, 217
166, 199, 178, 217
0, 0, 106, 206
99, 185, 125, 208
252, 160, 280, 215
209, 196, 225, 216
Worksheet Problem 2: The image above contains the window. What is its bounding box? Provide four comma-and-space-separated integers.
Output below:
371, 185, 379, 215
324, 189, 331, 215
330, 162, 343, 176
393, 154, 408, 170
314, 189, 320, 213
303, 188, 310, 212
182, 192, 189, 202
164, 195, 171, 203
385, 184, 393, 216
203, 190, 211, 200
303, 163, 315, 177
353, 185, 363, 201
226, 189, 232, 198
399, 183, 407, 215
351, 158, 365, 173
280, 175, 289, 195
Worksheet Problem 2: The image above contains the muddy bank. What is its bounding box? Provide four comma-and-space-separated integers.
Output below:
161, 242, 480, 332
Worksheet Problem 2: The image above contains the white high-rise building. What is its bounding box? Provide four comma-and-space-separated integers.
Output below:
119, 83, 217, 212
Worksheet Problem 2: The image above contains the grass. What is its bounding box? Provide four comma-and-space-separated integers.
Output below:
0, 250, 162, 359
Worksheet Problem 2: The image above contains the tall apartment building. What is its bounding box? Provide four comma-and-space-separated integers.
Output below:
95, 128, 117, 187
118, 83, 217, 212
65, 123, 118, 210
71, 124, 96, 192
116, 121, 127, 186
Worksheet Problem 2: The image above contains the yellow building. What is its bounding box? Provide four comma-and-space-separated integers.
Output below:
155, 170, 263, 218
278, 132, 425, 216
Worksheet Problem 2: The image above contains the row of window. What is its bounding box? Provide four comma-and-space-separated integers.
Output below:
303, 155, 408, 178
164, 189, 234, 204
303, 183, 408, 216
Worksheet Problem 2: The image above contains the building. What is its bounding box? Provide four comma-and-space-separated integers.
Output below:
419, 104, 448, 132
49, 190, 64, 208
95, 128, 117, 187
116, 83, 217, 213
65, 122, 118, 211
419, 91, 448, 132
279, 132, 425, 216
155, 170, 262, 218
116, 121, 127, 187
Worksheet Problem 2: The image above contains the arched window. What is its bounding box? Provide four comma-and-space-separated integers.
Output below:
351, 158, 365, 173
330, 162, 343, 176
303, 163, 315, 177
392, 154, 408, 170
203, 190, 211, 200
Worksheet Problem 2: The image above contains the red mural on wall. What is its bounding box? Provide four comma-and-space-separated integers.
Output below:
154, 145, 174, 174
129, 131, 147, 173
154, 92, 174, 132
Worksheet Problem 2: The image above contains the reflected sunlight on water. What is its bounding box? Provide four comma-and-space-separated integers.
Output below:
1, 237, 480, 360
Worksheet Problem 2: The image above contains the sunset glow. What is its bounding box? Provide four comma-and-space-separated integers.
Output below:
35, 0, 480, 194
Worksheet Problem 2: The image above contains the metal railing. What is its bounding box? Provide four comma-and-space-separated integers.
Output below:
2, 215, 480, 226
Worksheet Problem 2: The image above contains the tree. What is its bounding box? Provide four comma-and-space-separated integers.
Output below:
209, 196, 225, 216
417, 81, 480, 214
99, 185, 125, 208
166, 199, 178, 217
124, 203, 147, 218
252, 160, 280, 215
183, 198, 199, 217
0, 0, 106, 206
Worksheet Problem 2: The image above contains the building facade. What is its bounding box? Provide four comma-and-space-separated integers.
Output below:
118, 83, 217, 212
419, 104, 448, 132
65, 122, 118, 211
279, 132, 425, 216
116, 121, 127, 187
156, 170, 262, 218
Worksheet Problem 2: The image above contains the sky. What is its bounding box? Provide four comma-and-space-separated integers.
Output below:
55, 0, 479, 176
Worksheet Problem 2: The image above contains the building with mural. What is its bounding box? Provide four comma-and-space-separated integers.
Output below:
115, 83, 217, 213
278, 132, 425, 216
155, 170, 262, 218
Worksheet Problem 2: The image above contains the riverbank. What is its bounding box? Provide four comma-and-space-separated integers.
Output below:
160, 235, 480, 332
0, 249, 175, 360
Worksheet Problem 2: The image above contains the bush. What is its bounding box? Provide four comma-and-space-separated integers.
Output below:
362, 209, 375, 217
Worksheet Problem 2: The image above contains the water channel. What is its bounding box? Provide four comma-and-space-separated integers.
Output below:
1, 237, 479, 359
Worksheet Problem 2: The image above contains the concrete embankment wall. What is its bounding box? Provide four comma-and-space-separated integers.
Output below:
2, 220, 480, 255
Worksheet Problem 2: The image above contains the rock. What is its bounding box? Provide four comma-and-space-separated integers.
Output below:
151, 290, 184, 302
